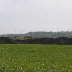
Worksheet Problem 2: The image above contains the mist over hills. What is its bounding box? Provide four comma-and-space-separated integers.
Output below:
0, 31, 72, 39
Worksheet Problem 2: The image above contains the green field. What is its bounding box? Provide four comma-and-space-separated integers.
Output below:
0, 44, 72, 72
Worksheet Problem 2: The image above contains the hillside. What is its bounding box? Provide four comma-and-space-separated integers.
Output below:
0, 31, 72, 39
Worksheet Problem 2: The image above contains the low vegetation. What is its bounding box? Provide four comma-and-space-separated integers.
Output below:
0, 44, 72, 72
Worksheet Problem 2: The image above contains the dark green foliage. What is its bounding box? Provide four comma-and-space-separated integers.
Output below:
0, 37, 72, 44
16, 37, 72, 45
0, 37, 17, 44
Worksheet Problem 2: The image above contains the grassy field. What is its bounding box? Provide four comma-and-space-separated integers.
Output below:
0, 44, 72, 72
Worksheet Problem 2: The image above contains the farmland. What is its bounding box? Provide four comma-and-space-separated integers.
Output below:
0, 44, 72, 72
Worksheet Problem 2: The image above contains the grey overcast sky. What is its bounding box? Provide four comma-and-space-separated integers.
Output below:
0, 0, 72, 34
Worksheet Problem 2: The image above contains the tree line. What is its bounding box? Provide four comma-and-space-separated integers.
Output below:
0, 37, 72, 45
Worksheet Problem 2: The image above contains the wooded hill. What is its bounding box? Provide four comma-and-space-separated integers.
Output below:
0, 31, 72, 40
0, 31, 72, 44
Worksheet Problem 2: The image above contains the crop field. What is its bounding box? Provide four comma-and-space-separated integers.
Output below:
0, 44, 72, 72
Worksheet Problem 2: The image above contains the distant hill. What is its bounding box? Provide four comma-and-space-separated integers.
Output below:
0, 31, 72, 39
